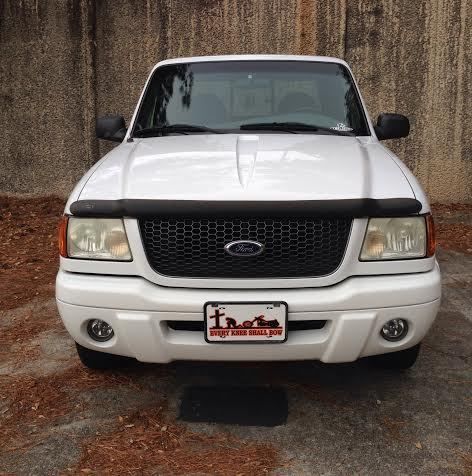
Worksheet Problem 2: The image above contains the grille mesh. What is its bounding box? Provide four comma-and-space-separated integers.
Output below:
139, 216, 352, 278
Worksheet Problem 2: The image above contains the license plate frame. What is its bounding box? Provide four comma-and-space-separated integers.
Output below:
204, 301, 288, 344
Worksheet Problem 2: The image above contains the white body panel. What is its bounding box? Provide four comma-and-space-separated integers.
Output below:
56, 265, 441, 363
76, 135, 415, 203
58, 55, 440, 363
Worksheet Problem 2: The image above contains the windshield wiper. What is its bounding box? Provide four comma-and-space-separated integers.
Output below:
239, 122, 355, 136
134, 124, 223, 137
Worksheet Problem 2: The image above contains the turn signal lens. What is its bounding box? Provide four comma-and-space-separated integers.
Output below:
360, 217, 427, 260
58, 216, 69, 257
426, 214, 436, 257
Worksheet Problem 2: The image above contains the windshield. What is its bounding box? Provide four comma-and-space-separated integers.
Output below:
133, 61, 370, 136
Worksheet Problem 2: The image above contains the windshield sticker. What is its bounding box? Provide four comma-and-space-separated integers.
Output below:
331, 123, 353, 132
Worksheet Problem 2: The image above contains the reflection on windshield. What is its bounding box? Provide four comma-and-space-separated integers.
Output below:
153, 64, 194, 125
134, 61, 369, 136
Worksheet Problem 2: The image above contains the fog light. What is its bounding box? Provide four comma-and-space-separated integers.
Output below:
87, 319, 114, 342
380, 319, 408, 341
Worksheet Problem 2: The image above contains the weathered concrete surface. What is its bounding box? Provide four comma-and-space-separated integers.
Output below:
1, 0, 471, 201
0, 0, 98, 194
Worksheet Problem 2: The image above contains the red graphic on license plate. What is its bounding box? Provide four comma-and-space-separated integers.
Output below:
208, 308, 284, 339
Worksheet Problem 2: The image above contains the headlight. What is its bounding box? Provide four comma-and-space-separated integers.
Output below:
360, 216, 429, 261
67, 218, 132, 260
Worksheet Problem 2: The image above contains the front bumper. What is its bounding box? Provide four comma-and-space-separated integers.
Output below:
56, 265, 441, 363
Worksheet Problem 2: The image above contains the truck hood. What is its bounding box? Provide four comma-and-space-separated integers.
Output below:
79, 134, 415, 202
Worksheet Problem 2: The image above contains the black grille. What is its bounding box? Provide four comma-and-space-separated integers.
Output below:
139, 216, 352, 278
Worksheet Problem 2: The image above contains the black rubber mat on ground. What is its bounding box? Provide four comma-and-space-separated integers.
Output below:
179, 386, 288, 427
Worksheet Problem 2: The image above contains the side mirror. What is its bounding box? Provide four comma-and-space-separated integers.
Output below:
96, 115, 126, 142
374, 113, 410, 140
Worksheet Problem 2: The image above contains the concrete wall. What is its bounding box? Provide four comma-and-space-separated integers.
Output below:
1, 0, 471, 202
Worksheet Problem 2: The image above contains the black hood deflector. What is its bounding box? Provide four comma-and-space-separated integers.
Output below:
70, 198, 422, 218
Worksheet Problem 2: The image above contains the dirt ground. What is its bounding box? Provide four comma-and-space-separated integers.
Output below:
0, 196, 471, 475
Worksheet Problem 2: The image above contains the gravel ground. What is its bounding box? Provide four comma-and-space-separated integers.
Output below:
0, 197, 471, 475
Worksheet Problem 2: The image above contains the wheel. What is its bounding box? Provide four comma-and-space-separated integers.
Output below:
75, 342, 133, 370
368, 343, 421, 370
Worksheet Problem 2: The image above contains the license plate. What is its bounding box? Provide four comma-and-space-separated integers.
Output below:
204, 302, 288, 343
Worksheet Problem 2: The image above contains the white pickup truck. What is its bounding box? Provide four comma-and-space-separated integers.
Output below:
56, 55, 441, 370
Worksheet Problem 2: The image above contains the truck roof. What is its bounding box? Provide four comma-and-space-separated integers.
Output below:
154, 54, 349, 69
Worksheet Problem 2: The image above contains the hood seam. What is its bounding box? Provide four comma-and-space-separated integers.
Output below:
381, 147, 417, 200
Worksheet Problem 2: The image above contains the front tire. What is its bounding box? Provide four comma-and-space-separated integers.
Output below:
368, 343, 421, 370
75, 343, 133, 370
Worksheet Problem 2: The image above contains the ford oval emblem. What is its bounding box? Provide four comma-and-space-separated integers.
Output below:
224, 240, 264, 257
